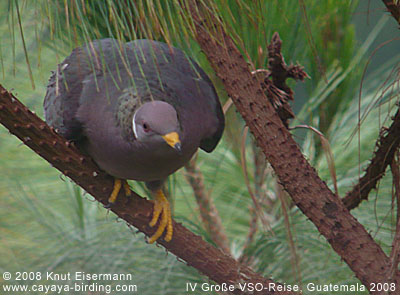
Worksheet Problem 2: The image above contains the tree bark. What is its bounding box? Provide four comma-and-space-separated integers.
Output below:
343, 107, 400, 210
185, 1, 400, 293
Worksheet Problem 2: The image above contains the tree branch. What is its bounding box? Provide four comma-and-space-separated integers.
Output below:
0, 85, 297, 294
185, 1, 400, 292
342, 107, 400, 210
343, 0, 400, 210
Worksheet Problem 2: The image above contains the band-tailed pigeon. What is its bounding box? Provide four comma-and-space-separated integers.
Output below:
44, 39, 224, 243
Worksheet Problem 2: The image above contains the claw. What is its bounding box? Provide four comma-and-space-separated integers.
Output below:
148, 189, 173, 243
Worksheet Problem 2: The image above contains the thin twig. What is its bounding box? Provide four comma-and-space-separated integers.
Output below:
240, 126, 272, 233
275, 182, 302, 289
238, 205, 258, 266
252, 143, 271, 209
184, 156, 231, 254
238, 128, 273, 264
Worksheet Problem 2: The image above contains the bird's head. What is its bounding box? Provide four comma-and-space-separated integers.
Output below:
132, 101, 182, 153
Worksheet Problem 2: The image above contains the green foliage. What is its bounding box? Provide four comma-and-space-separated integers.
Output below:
1, 1, 399, 294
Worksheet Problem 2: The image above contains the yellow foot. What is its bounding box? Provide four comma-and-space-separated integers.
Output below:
108, 179, 131, 204
123, 181, 132, 197
148, 189, 173, 243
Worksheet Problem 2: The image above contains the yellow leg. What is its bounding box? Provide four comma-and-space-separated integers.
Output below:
148, 189, 173, 243
108, 179, 122, 203
108, 179, 131, 204
123, 181, 132, 197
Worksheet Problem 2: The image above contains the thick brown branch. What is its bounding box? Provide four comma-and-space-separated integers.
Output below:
382, 0, 400, 26
343, 107, 400, 210
0, 85, 297, 295
186, 1, 400, 292
184, 157, 231, 254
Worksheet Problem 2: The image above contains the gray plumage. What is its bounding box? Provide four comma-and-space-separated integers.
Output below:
44, 39, 224, 184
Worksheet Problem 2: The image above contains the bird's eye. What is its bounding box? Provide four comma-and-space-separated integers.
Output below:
143, 123, 150, 132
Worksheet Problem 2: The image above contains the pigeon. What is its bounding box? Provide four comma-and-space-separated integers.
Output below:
44, 39, 224, 243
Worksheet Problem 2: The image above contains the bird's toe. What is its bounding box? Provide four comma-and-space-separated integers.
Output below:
148, 190, 173, 243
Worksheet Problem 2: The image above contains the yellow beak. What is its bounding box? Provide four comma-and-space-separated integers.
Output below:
162, 132, 182, 152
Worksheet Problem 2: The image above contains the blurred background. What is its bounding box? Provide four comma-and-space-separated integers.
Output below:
0, 1, 399, 294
